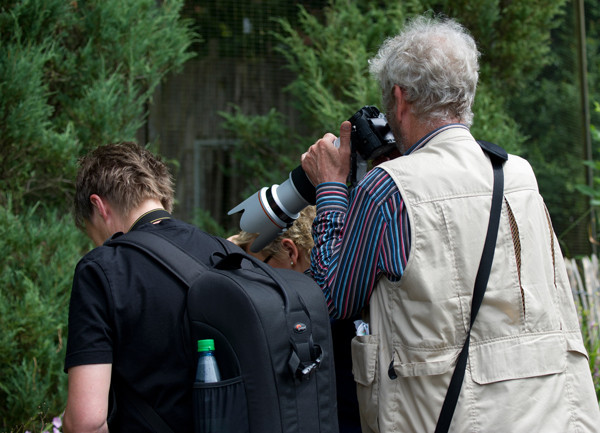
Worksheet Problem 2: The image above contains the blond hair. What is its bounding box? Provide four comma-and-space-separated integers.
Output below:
74, 142, 174, 230
234, 206, 316, 261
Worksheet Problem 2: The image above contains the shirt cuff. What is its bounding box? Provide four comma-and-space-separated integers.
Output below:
315, 182, 349, 212
64, 350, 113, 373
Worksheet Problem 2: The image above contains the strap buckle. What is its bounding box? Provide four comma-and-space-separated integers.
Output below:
288, 343, 322, 381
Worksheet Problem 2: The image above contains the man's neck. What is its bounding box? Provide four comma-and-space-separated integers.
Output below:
405, 118, 461, 151
124, 199, 166, 232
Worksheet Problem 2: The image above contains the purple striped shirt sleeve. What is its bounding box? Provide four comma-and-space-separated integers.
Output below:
310, 168, 409, 319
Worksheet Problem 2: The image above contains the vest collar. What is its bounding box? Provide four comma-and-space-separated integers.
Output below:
404, 123, 469, 155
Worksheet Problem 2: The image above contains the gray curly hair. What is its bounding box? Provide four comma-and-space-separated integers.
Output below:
369, 16, 480, 127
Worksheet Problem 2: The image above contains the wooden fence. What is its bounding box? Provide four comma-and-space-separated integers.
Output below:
140, 54, 299, 225
565, 255, 600, 350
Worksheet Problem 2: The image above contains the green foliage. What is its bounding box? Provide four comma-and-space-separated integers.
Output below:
576, 102, 600, 219
0, 33, 79, 211
588, 2, 600, 130
273, 0, 404, 133
428, 0, 567, 91
227, 0, 565, 163
50, 0, 196, 145
572, 2, 600, 248
0, 0, 195, 429
578, 305, 600, 401
192, 208, 233, 240
0, 0, 195, 211
0, 202, 90, 432
269, 0, 567, 136
218, 0, 405, 213
513, 0, 600, 254
222, 0, 553, 202
182, 0, 310, 57
471, 82, 526, 154
219, 105, 304, 195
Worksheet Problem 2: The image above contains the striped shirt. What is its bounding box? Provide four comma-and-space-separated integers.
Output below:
310, 124, 468, 319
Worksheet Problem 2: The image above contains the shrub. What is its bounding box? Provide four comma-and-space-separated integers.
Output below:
0, 0, 195, 429
0, 202, 90, 432
0, 0, 195, 211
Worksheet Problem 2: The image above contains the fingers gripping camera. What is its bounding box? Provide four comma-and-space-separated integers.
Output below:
228, 106, 396, 252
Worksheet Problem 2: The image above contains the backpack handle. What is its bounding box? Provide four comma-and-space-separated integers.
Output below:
215, 252, 313, 317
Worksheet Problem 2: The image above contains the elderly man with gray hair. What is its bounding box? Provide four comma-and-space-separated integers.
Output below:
302, 15, 600, 433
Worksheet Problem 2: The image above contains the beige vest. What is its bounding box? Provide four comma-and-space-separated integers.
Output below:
351, 127, 599, 432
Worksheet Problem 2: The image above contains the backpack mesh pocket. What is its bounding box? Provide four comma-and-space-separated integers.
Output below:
193, 376, 249, 433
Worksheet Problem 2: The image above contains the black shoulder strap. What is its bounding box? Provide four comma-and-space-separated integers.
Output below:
119, 381, 175, 433
434, 141, 507, 433
110, 229, 208, 286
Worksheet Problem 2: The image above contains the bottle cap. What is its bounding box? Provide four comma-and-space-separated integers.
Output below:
198, 339, 215, 352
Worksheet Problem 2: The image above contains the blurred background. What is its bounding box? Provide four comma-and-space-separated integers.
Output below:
1, 0, 599, 431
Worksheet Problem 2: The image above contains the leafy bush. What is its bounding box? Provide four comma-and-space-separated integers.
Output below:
0, 31, 79, 211
0, 0, 195, 430
470, 82, 526, 154
578, 305, 600, 401
0, 202, 90, 432
272, 0, 404, 133
220, 106, 303, 196
220, 0, 545, 186
0, 0, 195, 211
575, 102, 600, 245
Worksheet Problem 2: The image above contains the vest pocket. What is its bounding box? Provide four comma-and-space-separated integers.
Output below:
351, 334, 379, 431
469, 333, 567, 385
565, 331, 589, 359
351, 334, 379, 385
390, 350, 457, 378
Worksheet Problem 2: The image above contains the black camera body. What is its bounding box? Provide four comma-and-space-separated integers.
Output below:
347, 105, 397, 187
229, 106, 397, 252
349, 105, 397, 161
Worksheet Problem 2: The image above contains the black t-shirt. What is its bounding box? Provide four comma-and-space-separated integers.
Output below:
65, 218, 232, 432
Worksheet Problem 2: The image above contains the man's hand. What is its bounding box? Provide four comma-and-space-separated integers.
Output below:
301, 121, 352, 186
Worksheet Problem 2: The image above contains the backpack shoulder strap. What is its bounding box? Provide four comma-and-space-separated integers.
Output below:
119, 380, 175, 433
108, 229, 208, 286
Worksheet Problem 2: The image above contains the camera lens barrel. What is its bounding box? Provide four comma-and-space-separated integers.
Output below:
290, 165, 316, 205
229, 105, 395, 252
265, 186, 295, 226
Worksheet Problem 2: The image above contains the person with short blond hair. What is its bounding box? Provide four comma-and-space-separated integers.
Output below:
64, 141, 233, 433
73, 141, 175, 231
230, 206, 316, 273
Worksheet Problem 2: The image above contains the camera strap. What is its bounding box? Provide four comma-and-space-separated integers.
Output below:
434, 140, 507, 433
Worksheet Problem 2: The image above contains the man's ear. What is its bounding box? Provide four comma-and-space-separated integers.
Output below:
89, 194, 110, 221
392, 85, 407, 120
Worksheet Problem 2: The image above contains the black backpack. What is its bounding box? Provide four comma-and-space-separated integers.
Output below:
109, 228, 339, 433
